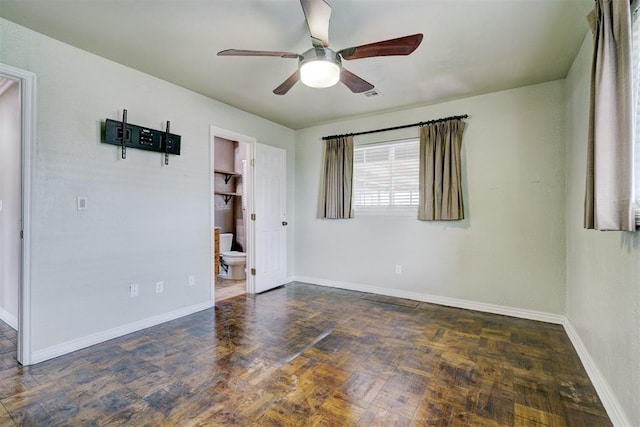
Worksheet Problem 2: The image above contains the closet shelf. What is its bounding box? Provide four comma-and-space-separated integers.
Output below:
214, 169, 241, 184
215, 191, 241, 204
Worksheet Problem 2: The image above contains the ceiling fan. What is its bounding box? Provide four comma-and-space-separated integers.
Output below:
217, 0, 423, 95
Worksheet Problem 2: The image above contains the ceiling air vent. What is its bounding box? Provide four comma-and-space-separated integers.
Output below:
363, 89, 381, 97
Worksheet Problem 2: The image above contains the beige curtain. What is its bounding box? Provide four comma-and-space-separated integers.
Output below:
585, 0, 635, 231
319, 136, 354, 219
418, 120, 466, 221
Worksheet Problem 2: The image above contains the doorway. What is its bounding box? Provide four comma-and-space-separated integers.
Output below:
0, 62, 35, 365
0, 76, 20, 363
210, 128, 256, 302
209, 127, 288, 303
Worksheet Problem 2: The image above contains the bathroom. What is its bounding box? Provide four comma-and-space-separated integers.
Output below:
213, 136, 248, 301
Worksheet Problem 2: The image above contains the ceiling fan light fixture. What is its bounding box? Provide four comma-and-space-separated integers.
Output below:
300, 60, 340, 88
299, 48, 341, 88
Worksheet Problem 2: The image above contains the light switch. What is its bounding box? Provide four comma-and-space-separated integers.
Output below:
0, 200, 3, 211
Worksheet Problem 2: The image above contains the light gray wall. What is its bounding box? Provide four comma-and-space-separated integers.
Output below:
0, 80, 20, 327
565, 34, 640, 426
0, 17, 295, 356
294, 81, 566, 314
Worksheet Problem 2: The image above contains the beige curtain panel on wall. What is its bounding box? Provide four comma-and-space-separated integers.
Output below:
319, 136, 354, 219
585, 0, 635, 231
418, 119, 466, 221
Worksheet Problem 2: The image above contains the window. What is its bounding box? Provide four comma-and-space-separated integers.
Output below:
353, 138, 419, 214
633, 0, 640, 226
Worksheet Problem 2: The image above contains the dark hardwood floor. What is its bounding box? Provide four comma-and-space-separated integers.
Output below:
0, 283, 611, 426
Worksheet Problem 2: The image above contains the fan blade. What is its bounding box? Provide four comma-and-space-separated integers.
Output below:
300, 0, 331, 47
340, 69, 374, 93
273, 71, 300, 95
338, 34, 424, 60
218, 49, 299, 59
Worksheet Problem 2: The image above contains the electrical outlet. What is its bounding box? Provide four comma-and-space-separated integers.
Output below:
395, 264, 402, 275
129, 283, 139, 297
77, 196, 88, 211
155, 281, 164, 294
188, 275, 195, 287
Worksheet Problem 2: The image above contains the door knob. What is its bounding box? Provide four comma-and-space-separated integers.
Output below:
282, 221, 288, 226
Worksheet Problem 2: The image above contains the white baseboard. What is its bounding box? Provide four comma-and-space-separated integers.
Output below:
0, 306, 18, 330
31, 301, 214, 365
292, 276, 565, 324
562, 319, 632, 427
292, 276, 631, 426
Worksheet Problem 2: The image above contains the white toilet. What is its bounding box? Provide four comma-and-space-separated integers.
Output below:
219, 233, 247, 279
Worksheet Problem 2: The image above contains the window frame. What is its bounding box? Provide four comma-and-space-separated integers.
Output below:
352, 137, 420, 216
632, 0, 640, 226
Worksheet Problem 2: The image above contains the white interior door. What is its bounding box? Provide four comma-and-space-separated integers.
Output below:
253, 143, 287, 293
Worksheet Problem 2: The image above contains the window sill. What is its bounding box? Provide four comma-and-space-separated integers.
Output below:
354, 208, 417, 216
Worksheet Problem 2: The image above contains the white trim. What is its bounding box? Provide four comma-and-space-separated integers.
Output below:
293, 276, 565, 324
209, 126, 257, 295
0, 63, 36, 366
354, 207, 417, 217
247, 141, 256, 294
209, 128, 216, 304
31, 301, 214, 365
562, 319, 632, 427
0, 306, 18, 330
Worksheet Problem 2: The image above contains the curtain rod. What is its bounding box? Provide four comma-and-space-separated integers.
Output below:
321, 114, 469, 141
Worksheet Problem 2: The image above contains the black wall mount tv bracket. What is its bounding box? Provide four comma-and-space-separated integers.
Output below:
102, 109, 181, 165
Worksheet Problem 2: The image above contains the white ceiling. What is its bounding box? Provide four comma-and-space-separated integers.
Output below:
0, 0, 592, 129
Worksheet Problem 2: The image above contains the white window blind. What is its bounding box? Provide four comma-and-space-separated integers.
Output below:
353, 139, 419, 214
633, 0, 640, 226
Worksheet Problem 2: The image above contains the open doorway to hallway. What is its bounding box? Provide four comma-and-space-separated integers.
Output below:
212, 135, 251, 302
0, 76, 20, 362
0, 62, 35, 365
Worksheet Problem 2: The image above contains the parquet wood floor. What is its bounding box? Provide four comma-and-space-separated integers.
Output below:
0, 283, 611, 426
214, 278, 246, 302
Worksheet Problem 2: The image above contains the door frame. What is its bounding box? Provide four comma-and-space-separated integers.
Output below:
209, 126, 256, 296
0, 63, 36, 365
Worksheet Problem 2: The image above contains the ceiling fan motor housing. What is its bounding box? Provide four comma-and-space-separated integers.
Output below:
299, 47, 342, 88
